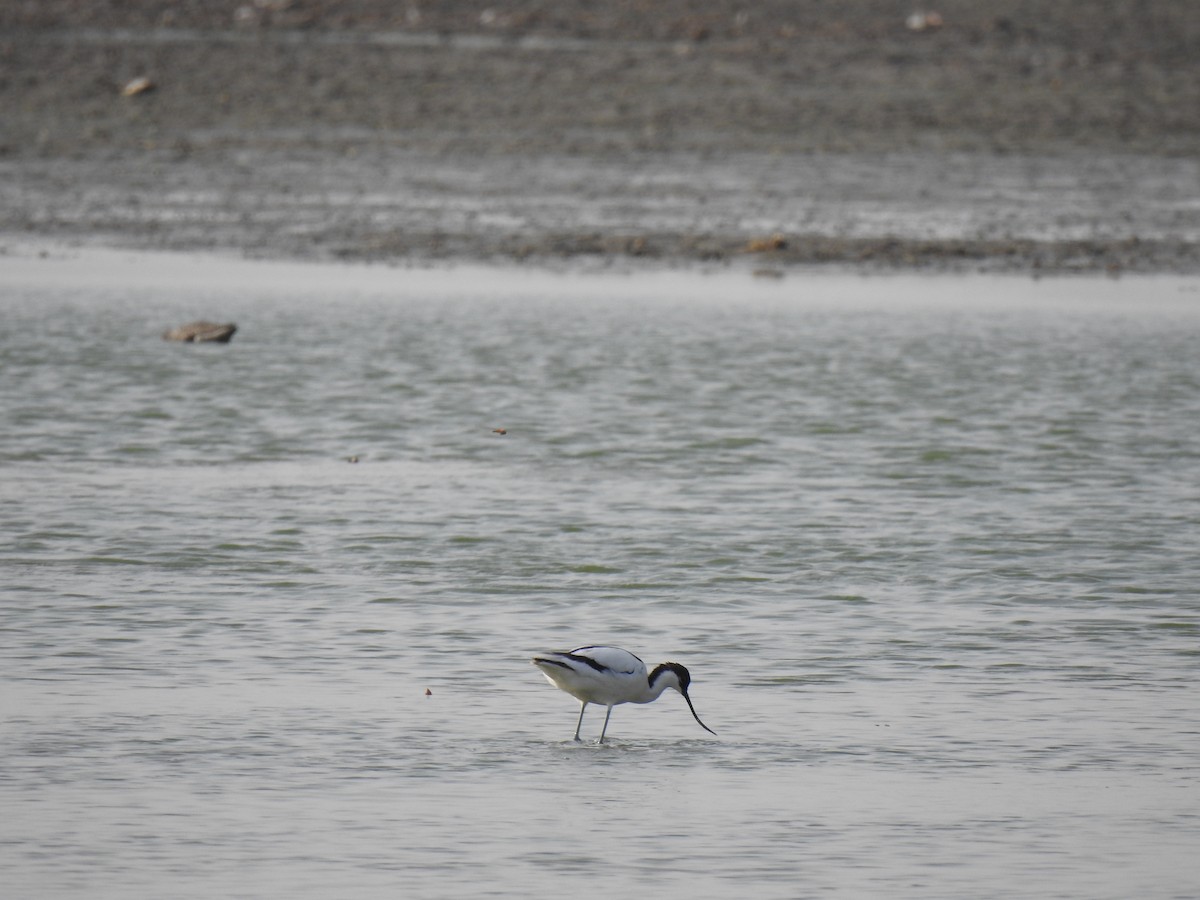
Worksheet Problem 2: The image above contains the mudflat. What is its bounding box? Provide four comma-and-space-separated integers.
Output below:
3, 1, 1198, 273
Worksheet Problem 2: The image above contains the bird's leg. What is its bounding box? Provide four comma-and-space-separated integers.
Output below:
598, 705, 614, 744
573, 701, 587, 741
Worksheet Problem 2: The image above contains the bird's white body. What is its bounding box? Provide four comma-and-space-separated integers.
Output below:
532, 645, 715, 743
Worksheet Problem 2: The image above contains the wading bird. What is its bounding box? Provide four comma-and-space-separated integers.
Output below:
532, 645, 716, 743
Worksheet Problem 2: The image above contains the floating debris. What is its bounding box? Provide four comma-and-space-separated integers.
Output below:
162, 321, 237, 343
347, 455, 360, 463
121, 76, 155, 98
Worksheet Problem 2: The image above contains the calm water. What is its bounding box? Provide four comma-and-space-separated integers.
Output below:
2, 253, 1199, 899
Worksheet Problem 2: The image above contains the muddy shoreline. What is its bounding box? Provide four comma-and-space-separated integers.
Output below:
3, 2, 1198, 274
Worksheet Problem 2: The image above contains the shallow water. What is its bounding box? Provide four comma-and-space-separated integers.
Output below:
2, 253, 1198, 899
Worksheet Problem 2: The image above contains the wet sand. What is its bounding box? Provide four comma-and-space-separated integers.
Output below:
3, 1, 1198, 274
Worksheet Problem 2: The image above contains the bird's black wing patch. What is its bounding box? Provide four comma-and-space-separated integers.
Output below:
533, 656, 573, 671
561, 651, 612, 673
571, 645, 645, 671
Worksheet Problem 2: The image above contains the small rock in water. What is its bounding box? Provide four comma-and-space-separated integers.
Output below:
162, 321, 237, 343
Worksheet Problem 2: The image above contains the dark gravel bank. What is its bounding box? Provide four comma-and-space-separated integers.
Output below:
3, 1, 1198, 272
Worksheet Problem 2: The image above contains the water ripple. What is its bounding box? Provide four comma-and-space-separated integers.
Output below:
1, 271, 1199, 899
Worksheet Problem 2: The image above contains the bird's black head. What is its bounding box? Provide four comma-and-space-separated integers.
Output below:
651, 661, 691, 693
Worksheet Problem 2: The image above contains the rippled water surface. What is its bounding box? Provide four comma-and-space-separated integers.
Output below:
2, 253, 1199, 899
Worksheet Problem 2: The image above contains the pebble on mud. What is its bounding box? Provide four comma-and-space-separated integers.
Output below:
744, 233, 788, 253
905, 11, 944, 31
121, 76, 155, 97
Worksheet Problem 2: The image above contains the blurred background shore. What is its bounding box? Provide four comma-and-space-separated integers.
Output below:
2, 0, 1198, 273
